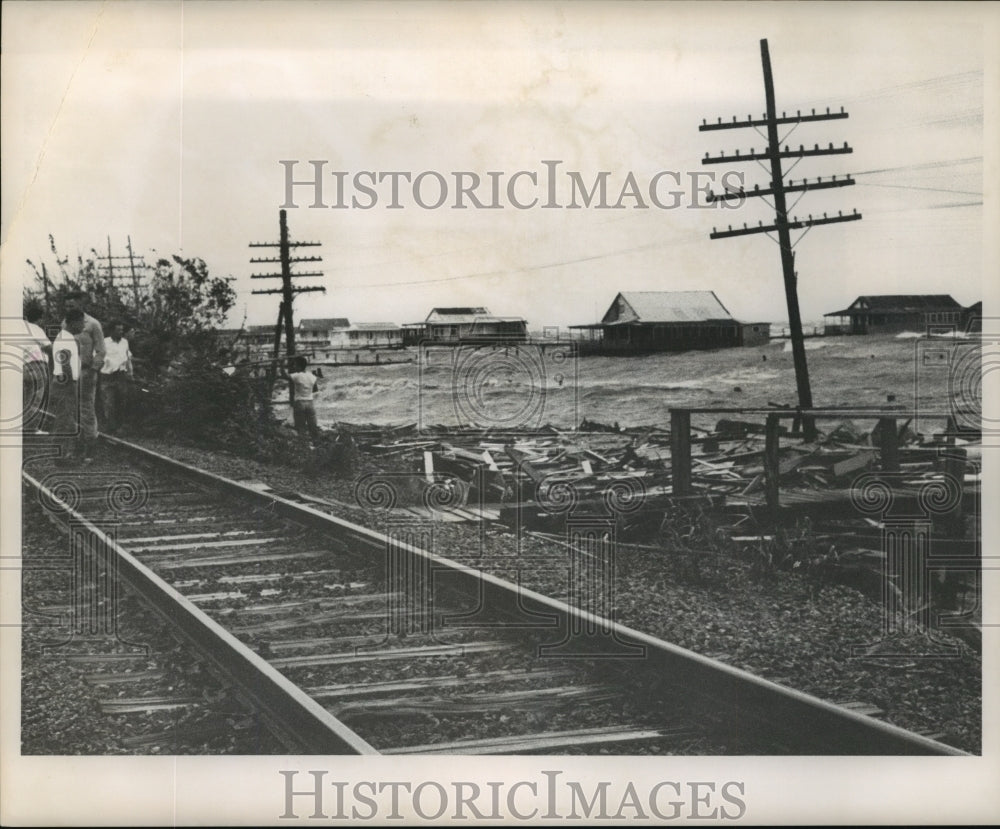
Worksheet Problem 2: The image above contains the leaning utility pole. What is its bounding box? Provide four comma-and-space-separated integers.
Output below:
701, 38, 861, 439
249, 208, 324, 358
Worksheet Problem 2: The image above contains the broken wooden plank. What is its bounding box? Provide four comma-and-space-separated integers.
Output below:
832, 449, 876, 479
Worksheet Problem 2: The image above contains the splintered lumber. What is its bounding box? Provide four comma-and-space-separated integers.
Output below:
832, 449, 875, 479
505, 446, 547, 484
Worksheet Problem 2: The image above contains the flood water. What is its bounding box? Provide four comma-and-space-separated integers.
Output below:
298, 333, 975, 431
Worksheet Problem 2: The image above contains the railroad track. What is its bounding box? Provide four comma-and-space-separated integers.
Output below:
21, 436, 966, 756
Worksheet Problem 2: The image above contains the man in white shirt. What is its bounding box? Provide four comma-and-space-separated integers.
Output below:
283, 355, 321, 446
99, 320, 133, 433
50, 310, 84, 463
18, 306, 51, 432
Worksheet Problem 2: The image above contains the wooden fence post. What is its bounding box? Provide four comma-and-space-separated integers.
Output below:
670, 409, 692, 496
943, 447, 967, 535
764, 413, 781, 512
878, 417, 899, 473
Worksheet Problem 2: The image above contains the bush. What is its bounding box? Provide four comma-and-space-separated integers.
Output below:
655, 504, 734, 584
740, 517, 838, 581
136, 352, 284, 456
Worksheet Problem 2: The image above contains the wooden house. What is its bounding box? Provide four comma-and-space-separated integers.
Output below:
407, 307, 528, 345
570, 291, 769, 355
823, 295, 964, 334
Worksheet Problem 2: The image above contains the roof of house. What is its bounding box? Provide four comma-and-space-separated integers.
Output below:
824, 294, 963, 317
601, 291, 734, 324
347, 322, 402, 331
300, 317, 350, 330
425, 307, 491, 324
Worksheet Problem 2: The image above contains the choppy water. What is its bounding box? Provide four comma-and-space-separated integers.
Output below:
296, 333, 970, 429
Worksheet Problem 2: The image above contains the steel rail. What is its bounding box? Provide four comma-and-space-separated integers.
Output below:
22, 468, 378, 755
100, 436, 968, 756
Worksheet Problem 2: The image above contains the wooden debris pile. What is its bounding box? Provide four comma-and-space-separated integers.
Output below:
340, 414, 979, 544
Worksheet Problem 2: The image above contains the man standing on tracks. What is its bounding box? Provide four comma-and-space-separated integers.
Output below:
62, 291, 105, 463
99, 320, 133, 434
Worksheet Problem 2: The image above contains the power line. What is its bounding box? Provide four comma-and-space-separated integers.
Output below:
851, 156, 981, 176
857, 182, 982, 197
796, 70, 982, 109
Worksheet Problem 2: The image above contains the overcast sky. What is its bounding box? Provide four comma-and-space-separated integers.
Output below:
1, 1, 994, 329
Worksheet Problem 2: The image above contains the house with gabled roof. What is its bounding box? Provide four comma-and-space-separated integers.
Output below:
298, 317, 350, 347
298, 317, 404, 349
570, 291, 769, 354
823, 295, 964, 334
404, 306, 528, 345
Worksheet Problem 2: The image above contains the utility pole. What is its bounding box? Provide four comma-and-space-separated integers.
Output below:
700, 38, 861, 440
126, 235, 143, 307
248, 208, 325, 359
93, 237, 148, 298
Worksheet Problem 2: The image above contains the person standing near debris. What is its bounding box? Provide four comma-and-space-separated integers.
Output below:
50, 310, 84, 464
99, 320, 133, 433
19, 306, 52, 432
61, 291, 105, 462
285, 355, 321, 446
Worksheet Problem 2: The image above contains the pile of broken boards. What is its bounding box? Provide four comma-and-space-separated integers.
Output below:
709, 416, 980, 506
350, 417, 980, 541
354, 421, 718, 538
359, 422, 690, 537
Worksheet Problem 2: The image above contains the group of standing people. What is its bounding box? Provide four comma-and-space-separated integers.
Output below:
20, 293, 328, 458
21, 291, 134, 464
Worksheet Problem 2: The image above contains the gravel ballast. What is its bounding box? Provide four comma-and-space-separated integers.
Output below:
20, 493, 285, 755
